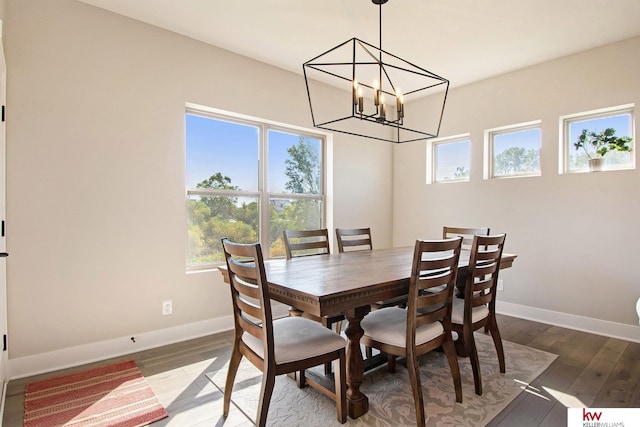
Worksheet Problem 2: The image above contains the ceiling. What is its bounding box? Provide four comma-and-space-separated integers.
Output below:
77, 0, 640, 88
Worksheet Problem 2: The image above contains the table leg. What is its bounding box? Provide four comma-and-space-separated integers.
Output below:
344, 305, 371, 419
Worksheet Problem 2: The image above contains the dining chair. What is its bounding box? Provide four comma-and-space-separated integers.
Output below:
283, 228, 331, 259
361, 237, 464, 427
221, 238, 347, 426
283, 229, 345, 373
335, 227, 373, 253
451, 233, 507, 396
443, 226, 490, 299
442, 226, 490, 249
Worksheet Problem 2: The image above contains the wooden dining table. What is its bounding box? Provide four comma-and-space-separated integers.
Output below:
220, 246, 517, 419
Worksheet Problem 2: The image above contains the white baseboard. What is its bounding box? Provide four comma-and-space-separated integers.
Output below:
10, 302, 637, 380
497, 301, 640, 344
8, 316, 236, 380
8, 304, 291, 381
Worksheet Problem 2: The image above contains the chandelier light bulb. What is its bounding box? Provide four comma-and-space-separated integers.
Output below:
373, 80, 380, 106
396, 89, 404, 118
353, 79, 359, 105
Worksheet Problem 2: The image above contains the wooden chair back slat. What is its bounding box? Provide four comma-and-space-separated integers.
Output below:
335, 228, 373, 253
283, 229, 330, 259
238, 315, 263, 339
443, 226, 490, 249
235, 295, 262, 319
227, 262, 259, 284
465, 234, 506, 313
287, 240, 329, 252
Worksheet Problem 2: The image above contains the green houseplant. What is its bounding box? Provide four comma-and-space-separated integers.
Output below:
573, 127, 633, 172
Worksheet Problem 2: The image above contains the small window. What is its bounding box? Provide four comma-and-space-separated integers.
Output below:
428, 135, 471, 184
560, 104, 635, 174
485, 121, 541, 179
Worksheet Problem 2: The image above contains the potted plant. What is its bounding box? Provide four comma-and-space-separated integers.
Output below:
573, 127, 633, 172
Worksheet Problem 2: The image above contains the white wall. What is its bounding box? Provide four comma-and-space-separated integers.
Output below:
393, 37, 640, 331
3, 0, 393, 374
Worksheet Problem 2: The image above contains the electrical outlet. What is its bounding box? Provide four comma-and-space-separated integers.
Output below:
162, 300, 173, 315
497, 279, 504, 291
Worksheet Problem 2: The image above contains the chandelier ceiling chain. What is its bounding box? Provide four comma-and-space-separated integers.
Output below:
303, 0, 449, 143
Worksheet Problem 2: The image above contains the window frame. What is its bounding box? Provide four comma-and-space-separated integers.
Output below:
427, 133, 471, 184
559, 104, 635, 174
484, 120, 542, 179
185, 105, 327, 271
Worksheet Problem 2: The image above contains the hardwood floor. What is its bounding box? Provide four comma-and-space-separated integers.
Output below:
3, 314, 639, 426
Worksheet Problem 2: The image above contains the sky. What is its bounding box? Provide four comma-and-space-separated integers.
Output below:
185, 114, 321, 193
434, 112, 633, 179
187, 111, 632, 188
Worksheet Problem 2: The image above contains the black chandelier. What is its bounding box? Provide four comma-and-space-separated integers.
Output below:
303, 0, 449, 143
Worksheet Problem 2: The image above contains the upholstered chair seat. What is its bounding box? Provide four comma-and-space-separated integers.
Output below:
451, 297, 489, 324
361, 307, 444, 348
242, 316, 346, 364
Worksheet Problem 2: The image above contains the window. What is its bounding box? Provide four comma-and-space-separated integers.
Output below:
560, 104, 635, 173
485, 121, 541, 179
428, 135, 471, 183
186, 107, 325, 269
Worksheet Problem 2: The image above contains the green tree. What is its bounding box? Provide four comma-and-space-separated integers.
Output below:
196, 172, 239, 218
285, 138, 320, 194
188, 137, 324, 264
494, 147, 539, 175
188, 173, 258, 265
235, 200, 259, 232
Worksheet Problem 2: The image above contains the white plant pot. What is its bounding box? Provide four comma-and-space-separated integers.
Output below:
588, 158, 604, 172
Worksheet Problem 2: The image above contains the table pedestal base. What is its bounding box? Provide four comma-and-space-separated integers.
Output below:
344, 305, 371, 419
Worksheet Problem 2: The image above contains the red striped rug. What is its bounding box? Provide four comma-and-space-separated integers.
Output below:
24, 360, 168, 427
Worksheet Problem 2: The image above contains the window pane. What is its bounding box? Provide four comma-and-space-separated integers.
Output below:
434, 140, 470, 182
185, 109, 325, 269
268, 198, 322, 258
186, 114, 259, 191
187, 195, 259, 266
567, 113, 633, 172
268, 130, 322, 194
492, 128, 541, 177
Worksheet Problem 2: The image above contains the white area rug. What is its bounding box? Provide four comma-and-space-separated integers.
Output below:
208, 333, 557, 426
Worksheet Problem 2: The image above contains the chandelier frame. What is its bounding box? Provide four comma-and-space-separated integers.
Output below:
302, 1, 449, 143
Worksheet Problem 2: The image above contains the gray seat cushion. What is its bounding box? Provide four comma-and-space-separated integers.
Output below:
451, 297, 489, 324
242, 316, 346, 364
361, 307, 444, 348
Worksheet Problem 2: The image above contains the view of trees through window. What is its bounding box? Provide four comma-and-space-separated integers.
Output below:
490, 126, 541, 177
186, 112, 323, 267
429, 106, 634, 183
434, 139, 470, 182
